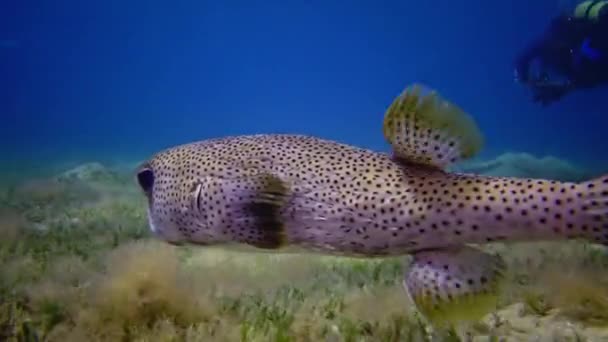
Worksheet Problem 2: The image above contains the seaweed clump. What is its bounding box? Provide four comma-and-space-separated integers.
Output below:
0, 162, 608, 341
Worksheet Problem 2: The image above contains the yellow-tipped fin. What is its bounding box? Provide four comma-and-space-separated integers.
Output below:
403, 245, 506, 327
382, 84, 484, 170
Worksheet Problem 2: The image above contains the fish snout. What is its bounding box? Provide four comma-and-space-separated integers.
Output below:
135, 162, 185, 244
145, 206, 186, 245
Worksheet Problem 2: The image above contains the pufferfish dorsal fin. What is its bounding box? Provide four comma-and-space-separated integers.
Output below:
403, 245, 506, 327
382, 84, 484, 170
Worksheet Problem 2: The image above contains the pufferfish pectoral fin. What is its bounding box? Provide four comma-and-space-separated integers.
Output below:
403, 245, 506, 327
198, 172, 289, 249
239, 173, 290, 249
382, 84, 484, 170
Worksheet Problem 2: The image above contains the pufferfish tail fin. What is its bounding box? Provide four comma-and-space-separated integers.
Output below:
382, 84, 484, 170
403, 245, 506, 327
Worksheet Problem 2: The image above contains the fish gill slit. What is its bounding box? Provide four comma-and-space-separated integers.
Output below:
194, 183, 203, 211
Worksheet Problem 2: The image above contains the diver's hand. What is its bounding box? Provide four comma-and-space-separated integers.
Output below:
531, 83, 569, 106
514, 68, 529, 84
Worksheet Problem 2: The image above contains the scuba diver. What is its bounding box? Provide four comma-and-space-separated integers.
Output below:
514, 0, 608, 105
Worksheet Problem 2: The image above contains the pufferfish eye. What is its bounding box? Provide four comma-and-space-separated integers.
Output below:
137, 168, 155, 193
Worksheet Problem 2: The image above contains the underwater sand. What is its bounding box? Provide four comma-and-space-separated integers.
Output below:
1, 155, 608, 341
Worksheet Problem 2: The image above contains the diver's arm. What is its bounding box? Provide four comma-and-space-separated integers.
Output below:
531, 82, 573, 105
514, 19, 562, 83
515, 15, 580, 84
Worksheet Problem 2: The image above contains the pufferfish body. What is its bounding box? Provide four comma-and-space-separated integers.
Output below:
135, 84, 608, 325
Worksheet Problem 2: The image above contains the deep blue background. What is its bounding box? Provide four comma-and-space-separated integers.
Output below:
1, 0, 607, 169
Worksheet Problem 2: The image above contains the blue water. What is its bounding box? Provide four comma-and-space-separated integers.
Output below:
2, 0, 607, 173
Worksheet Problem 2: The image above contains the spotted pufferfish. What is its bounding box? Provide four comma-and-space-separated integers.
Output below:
135, 84, 608, 325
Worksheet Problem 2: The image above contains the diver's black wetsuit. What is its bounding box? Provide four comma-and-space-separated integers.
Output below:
515, 9, 608, 105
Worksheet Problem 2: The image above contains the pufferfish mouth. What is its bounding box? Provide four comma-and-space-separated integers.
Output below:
145, 207, 186, 245
146, 207, 160, 235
